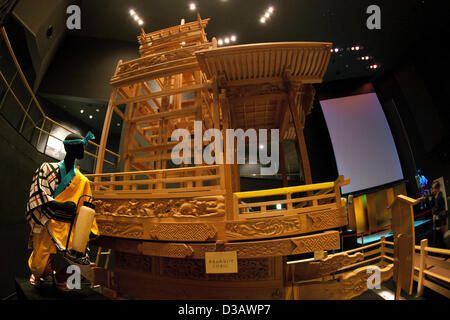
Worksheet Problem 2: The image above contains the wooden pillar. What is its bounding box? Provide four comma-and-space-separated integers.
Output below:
288, 91, 312, 185
279, 139, 288, 187
95, 89, 117, 174
416, 238, 428, 297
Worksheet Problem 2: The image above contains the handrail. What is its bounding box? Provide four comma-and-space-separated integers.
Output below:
85, 164, 220, 178
0, 26, 120, 163
387, 194, 421, 209
234, 182, 335, 199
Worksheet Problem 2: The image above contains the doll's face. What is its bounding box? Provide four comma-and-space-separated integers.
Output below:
64, 143, 85, 159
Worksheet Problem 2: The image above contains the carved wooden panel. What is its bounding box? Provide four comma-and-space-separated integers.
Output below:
226, 207, 346, 240
115, 252, 152, 273
138, 242, 194, 258
159, 257, 275, 281
94, 195, 225, 218
96, 230, 339, 259
147, 223, 218, 241
295, 264, 394, 300
305, 207, 348, 231
294, 252, 364, 281
226, 216, 302, 239
97, 221, 144, 238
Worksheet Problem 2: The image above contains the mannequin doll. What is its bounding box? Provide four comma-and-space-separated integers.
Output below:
25, 132, 99, 288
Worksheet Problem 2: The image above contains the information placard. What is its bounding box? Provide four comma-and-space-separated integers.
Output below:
205, 251, 238, 274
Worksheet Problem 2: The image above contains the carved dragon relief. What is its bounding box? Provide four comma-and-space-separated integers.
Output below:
294, 252, 364, 281
93, 195, 225, 219
226, 217, 301, 239
98, 221, 144, 238
295, 264, 394, 300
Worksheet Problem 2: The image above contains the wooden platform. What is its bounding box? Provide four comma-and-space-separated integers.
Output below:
14, 278, 109, 300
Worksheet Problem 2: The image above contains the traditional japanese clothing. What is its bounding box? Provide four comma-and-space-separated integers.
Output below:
25, 132, 98, 278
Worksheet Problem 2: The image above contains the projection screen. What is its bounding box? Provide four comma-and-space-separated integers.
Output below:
320, 92, 404, 194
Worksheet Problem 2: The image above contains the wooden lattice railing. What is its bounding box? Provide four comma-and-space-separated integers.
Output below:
86, 164, 224, 199
232, 175, 349, 220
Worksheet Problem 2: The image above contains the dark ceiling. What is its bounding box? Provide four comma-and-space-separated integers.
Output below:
70, 0, 449, 82
34, 0, 449, 136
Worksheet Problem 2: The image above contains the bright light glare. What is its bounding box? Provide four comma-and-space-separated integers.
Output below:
268, 6, 274, 13
138, 20, 144, 25
80, 109, 84, 113
276, 203, 282, 210
189, 3, 196, 10
265, 12, 270, 18
133, 15, 139, 21
218, 39, 223, 45
231, 35, 236, 42
224, 37, 230, 44
129, 9, 136, 16
260, 17, 266, 23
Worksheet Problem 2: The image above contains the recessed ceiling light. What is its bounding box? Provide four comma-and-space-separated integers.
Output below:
231, 35, 236, 42
224, 37, 230, 44
268, 6, 274, 13
80, 109, 84, 113
189, 3, 196, 10
265, 12, 270, 18
260, 17, 266, 23
138, 20, 144, 25
133, 15, 139, 21
129, 9, 135, 16
96, 108, 100, 112
218, 39, 223, 45
89, 115, 93, 119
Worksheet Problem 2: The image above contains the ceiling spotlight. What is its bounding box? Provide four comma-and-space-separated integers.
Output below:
231, 35, 236, 42
80, 109, 84, 113
268, 6, 274, 13
129, 9, 136, 16
138, 19, 144, 25
260, 17, 266, 23
351, 46, 355, 51
265, 12, 270, 18
189, 3, 196, 10
224, 37, 230, 44
96, 108, 100, 112
89, 115, 93, 119
334, 48, 339, 52
355, 46, 360, 50
133, 15, 139, 21
218, 39, 223, 46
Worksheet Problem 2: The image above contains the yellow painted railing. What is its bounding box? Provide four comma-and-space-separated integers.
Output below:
233, 175, 349, 220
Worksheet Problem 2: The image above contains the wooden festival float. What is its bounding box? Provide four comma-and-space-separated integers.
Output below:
86, 16, 394, 299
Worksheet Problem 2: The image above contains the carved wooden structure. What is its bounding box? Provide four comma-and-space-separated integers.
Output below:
85, 17, 362, 299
